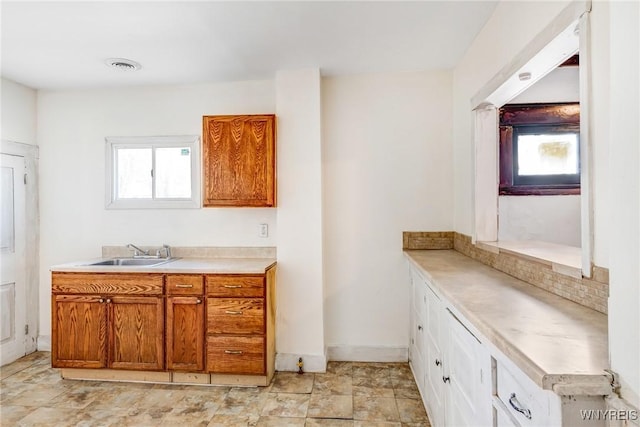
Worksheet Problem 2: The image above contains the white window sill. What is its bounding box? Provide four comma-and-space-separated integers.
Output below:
476, 240, 582, 279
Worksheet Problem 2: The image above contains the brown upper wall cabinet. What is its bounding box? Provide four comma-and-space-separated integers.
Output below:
202, 115, 276, 207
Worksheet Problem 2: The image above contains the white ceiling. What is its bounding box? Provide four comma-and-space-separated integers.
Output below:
1, 1, 498, 90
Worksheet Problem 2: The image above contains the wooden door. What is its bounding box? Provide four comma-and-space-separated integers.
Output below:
202, 115, 276, 207
109, 296, 164, 370
51, 295, 107, 368
167, 296, 204, 371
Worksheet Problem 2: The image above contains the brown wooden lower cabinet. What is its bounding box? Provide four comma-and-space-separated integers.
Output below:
206, 336, 265, 374
52, 294, 108, 368
109, 296, 164, 371
51, 267, 276, 385
167, 296, 205, 371
51, 293, 164, 370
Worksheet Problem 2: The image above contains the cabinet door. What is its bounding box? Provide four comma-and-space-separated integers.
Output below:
167, 296, 205, 371
424, 285, 445, 427
445, 310, 490, 427
109, 296, 164, 370
409, 268, 427, 395
202, 115, 276, 207
52, 295, 107, 368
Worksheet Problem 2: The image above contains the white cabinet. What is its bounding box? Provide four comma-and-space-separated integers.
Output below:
492, 357, 560, 427
407, 259, 608, 427
408, 265, 490, 427
409, 268, 427, 395
445, 310, 491, 426
424, 284, 445, 427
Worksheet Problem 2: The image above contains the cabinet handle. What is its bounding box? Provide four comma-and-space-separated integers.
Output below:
224, 350, 243, 355
106, 299, 112, 304
196, 299, 202, 304
442, 376, 450, 383
99, 298, 105, 303
435, 359, 441, 366
417, 325, 423, 331
223, 285, 242, 288
176, 284, 193, 288
225, 310, 243, 315
509, 393, 532, 420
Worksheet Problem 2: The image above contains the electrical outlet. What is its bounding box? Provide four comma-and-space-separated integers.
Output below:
259, 223, 269, 238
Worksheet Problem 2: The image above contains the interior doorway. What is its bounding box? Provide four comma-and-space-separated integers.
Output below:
0, 152, 28, 365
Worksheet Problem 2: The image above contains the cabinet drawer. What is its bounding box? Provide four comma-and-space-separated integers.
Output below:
496, 360, 549, 427
52, 273, 164, 295
207, 298, 264, 334
207, 336, 265, 374
166, 275, 204, 295
206, 275, 264, 297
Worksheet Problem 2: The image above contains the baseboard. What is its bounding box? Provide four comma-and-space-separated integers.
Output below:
276, 352, 327, 373
326, 345, 408, 362
37, 335, 51, 352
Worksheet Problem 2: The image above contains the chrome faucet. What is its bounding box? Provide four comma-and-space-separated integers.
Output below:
156, 244, 172, 259
126, 243, 148, 257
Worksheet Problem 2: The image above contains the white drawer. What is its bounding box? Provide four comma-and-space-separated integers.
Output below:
494, 404, 520, 427
496, 360, 550, 427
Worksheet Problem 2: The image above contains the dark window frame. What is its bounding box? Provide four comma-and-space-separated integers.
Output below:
499, 103, 581, 196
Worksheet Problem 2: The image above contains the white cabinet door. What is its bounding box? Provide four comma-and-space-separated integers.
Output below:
424, 284, 445, 427
445, 309, 491, 427
409, 268, 427, 395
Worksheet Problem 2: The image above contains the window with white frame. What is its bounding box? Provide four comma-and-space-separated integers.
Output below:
105, 135, 200, 209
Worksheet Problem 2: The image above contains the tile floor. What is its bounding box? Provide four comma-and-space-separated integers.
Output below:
0, 352, 430, 426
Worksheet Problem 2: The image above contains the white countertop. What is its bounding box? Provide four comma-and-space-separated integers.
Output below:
404, 249, 611, 395
51, 257, 277, 274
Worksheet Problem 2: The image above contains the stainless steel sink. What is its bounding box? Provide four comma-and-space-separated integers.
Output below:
88, 257, 178, 267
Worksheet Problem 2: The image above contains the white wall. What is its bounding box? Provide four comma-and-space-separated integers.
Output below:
498, 196, 581, 246
1, 77, 37, 144
500, 66, 581, 247
608, 0, 640, 409
37, 80, 278, 336
275, 69, 326, 371
322, 71, 453, 358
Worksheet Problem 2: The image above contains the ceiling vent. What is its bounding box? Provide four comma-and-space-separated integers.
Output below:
105, 58, 141, 72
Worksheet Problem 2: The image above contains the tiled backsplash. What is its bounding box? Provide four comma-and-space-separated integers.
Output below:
402, 231, 454, 250
403, 231, 609, 314
453, 233, 608, 314
102, 246, 276, 259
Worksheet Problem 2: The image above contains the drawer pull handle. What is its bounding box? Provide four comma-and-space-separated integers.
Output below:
99, 298, 105, 303
442, 376, 450, 383
224, 350, 243, 355
509, 393, 532, 420
106, 299, 112, 304
435, 359, 441, 366
176, 284, 193, 288
223, 285, 242, 288
196, 299, 202, 304
225, 310, 243, 315
417, 325, 423, 331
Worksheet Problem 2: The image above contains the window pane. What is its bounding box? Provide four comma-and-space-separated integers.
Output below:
116, 148, 152, 198
155, 147, 191, 199
517, 133, 578, 176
